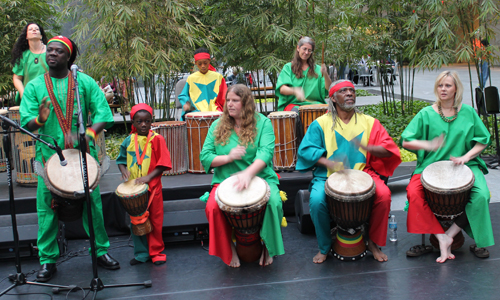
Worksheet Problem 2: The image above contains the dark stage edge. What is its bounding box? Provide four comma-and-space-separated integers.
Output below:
0, 202, 499, 300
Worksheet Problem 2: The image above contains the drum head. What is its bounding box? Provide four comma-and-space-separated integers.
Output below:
268, 111, 298, 118
152, 121, 186, 128
217, 176, 267, 207
116, 179, 148, 196
185, 111, 222, 119
46, 149, 99, 194
326, 169, 375, 197
299, 104, 329, 111
421, 161, 474, 192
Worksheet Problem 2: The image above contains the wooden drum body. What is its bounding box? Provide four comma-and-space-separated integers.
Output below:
42, 149, 101, 222
325, 169, 375, 261
216, 176, 270, 262
186, 112, 222, 173
152, 121, 188, 175
421, 161, 474, 250
0, 109, 7, 172
9, 106, 38, 185
268, 111, 298, 171
299, 104, 328, 134
115, 180, 152, 236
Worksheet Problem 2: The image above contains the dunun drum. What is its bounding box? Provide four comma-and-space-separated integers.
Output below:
268, 111, 298, 171
8, 106, 38, 185
0, 109, 7, 172
186, 111, 222, 173
325, 169, 376, 261
152, 121, 188, 175
299, 104, 329, 134
421, 161, 474, 250
216, 175, 270, 262
115, 180, 152, 236
42, 149, 101, 222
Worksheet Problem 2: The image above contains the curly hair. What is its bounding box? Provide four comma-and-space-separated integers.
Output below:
11, 23, 48, 67
291, 36, 317, 79
214, 84, 257, 147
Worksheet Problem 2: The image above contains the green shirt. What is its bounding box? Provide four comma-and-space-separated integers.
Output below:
200, 113, 279, 185
20, 72, 114, 162
12, 50, 49, 104
401, 104, 490, 174
275, 62, 327, 111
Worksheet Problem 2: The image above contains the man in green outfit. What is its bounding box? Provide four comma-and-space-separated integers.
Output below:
20, 36, 120, 282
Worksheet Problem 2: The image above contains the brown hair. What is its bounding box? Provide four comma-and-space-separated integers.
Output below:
214, 84, 257, 146
291, 36, 317, 79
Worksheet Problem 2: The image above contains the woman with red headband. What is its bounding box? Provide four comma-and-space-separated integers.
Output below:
296, 80, 401, 264
178, 47, 227, 120
11, 23, 49, 105
275, 37, 331, 112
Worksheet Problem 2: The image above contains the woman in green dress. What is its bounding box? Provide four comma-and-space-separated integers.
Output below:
402, 70, 493, 263
201, 84, 284, 268
276, 36, 331, 112
11, 22, 49, 105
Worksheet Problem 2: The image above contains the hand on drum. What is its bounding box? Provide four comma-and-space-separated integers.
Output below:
232, 170, 253, 191
324, 159, 344, 172
450, 155, 470, 165
135, 175, 152, 185
228, 145, 246, 162
293, 87, 305, 101
38, 96, 51, 123
120, 169, 131, 181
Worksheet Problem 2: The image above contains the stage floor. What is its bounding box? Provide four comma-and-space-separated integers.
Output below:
0, 202, 499, 300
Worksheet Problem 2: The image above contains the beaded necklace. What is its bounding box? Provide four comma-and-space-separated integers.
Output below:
438, 105, 458, 123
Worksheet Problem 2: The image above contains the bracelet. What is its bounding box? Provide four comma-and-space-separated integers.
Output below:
35, 116, 45, 126
86, 128, 96, 140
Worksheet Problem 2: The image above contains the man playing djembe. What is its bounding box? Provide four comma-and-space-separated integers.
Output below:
296, 80, 401, 263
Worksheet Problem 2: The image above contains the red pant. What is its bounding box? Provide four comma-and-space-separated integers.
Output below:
406, 174, 444, 234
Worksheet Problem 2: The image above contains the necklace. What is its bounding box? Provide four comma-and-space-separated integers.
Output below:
438, 105, 458, 123
234, 124, 240, 129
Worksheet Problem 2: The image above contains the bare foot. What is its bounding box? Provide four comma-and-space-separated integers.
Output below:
313, 251, 328, 264
435, 233, 454, 263
229, 242, 240, 268
367, 239, 388, 262
259, 246, 273, 266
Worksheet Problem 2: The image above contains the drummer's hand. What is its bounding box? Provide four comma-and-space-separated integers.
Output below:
450, 155, 470, 165
121, 169, 131, 181
325, 159, 343, 172
321, 64, 328, 76
183, 102, 191, 112
228, 145, 246, 162
427, 134, 445, 152
38, 96, 51, 123
293, 87, 305, 101
135, 175, 151, 184
233, 170, 253, 191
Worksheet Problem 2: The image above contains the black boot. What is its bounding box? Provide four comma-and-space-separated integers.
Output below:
97, 254, 120, 270
36, 263, 57, 282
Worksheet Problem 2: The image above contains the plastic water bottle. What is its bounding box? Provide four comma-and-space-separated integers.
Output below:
388, 215, 398, 242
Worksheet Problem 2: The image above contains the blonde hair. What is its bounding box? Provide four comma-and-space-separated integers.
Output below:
214, 84, 257, 146
434, 71, 463, 108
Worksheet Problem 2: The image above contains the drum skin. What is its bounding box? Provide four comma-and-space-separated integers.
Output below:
268, 111, 298, 171
152, 121, 188, 175
185, 112, 222, 173
299, 104, 328, 134
115, 180, 150, 217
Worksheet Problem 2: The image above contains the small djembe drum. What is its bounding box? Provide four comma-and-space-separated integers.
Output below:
115, 180, 152, 236
0, 109, 8, 172
185, 111, 222, 173
325, 169, 376, 261
421, 161, 474, 250
39, 149, 102, 222
299, 104, 329, 134
152, 121, 188, 175
268, 111, 298, 171
215, 175, 270, 263
9, 106, 38, 185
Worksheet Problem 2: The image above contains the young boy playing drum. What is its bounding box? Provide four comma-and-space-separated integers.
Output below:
117, 103, 172, 265
178, 47, 227, 120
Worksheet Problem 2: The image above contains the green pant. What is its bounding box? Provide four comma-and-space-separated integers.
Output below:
37, 176, 110, 264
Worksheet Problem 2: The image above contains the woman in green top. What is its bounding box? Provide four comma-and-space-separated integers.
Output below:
201, 84, 284, 268
12, 22, 49, 105
402, 71, 493, 263
276, 36, 331, 112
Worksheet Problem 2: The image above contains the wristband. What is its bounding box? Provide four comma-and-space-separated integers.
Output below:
86, 128, 96, 140
35, 116, 45, 126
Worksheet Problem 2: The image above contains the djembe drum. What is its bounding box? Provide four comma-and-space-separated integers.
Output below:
115, 180, 152, 236
325, 169, 376, 261
152, 121, 188, 175
9, 106, 38, 185
268, 111, 298, 171
421, 161, 474, 250
0, 109, 7, 172
186, 111, 222, 173
38, 149, 102, 222
299, 104, 329, 134
215, 175, 270, 262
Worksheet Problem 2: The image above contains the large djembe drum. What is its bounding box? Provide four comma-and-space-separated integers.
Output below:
268, 111, 298, 171
299, 104, 329, 134
115, 180, 152, 236
325, 169, 376, 261
37, 149, 102, 222
8, 106, 38, 185
152, 121, 188, 175
421, 161, 474, 250
185, 111, 222, 173
0, 109, 7, 172
215, 175, 270, 263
